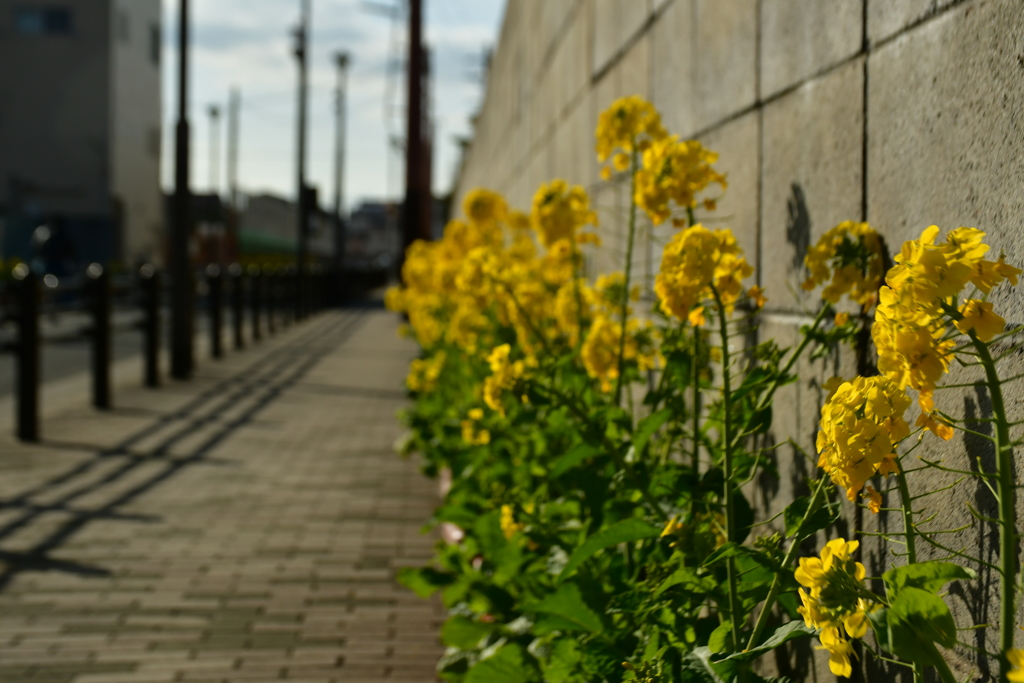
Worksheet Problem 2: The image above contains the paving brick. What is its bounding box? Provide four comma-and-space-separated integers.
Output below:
0, 312, 442, 682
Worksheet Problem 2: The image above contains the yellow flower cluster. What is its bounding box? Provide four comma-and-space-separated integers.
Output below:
874, 226, 1021, 438
530, 179, 599, 249
796, 539, 874, 678
461, 408, 490, 446
483, 345, 532, 415
654, 225, 755, 326
801, 221, 886, 309
595, 95, 667, 179
500, 504, 524, 540
816, 376, 910, 502
1009, 649, 1024, 682
405, 352, 446, 393
635, 136, 726, 225
580, 315, 658, 393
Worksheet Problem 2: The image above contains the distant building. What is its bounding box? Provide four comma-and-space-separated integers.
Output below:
0, 0, 162, 270
238, 192, 333, 263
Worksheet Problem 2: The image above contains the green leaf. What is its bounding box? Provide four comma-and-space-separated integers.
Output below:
558, 518, 661, 581
783, 493, 838, 540
889, 587, 958, 650
550, 443, 602, 478
441, 615, 494, 649
525, 582, 604, 633
397, 566, 454, 598
465, 642, 535, 683
541, 638, 582, 683
883, 561, 976, 597
722, 620, 814, 663
474, 510, 507, 559
653, 566, 715, 598
681, 647, 735, 683
632, 408, 673, 457
748, 406, 773, 434
708, 621, 732, 654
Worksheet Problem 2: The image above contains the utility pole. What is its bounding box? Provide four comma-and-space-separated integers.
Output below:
227, 88, 240, 211
402, 0, 429, 261
293, 0, 311, 320
208, 105, 221, 195
333, 51, 350, 304
170, 0, 193, 379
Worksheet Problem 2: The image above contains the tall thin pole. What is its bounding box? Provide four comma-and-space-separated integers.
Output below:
293, 0, 311, 319
170, 0, 192, 379
227, 88, 240, 211
402, 0, 427, 260
208, 105, 221, 195
333, 52, 349, 303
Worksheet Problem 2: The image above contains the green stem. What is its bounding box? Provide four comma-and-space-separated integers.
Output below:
895, 457, 923, 683
746, 476, 830, 650
971, 333, 1017, 683
712, 286, 743, 643
691, 329, 702, 506
895, 461, 917, 564
533, 382, 669, 523
730, 305, 831, 451
613, 149, 639, 406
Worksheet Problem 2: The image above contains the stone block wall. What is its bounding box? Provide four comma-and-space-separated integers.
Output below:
452, 1, 1024, 680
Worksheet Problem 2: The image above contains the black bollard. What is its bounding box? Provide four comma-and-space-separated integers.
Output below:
87, 263, 111, 410
139, 264, 160, 387
266, 266, 277, 336
207, 264, 223, 359
248, 264, 262, 342
230, 263, 244, 350
13, 265, 40, 441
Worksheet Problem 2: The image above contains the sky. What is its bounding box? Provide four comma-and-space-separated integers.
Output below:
160, 0, 506, 213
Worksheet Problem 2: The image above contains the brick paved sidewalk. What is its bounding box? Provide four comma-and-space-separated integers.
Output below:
0, 310, 444, 683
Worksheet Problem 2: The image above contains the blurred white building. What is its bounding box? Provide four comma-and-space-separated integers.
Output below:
0, 0, 162, 268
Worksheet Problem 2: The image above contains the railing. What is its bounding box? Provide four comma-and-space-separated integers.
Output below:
2, 262, 336, 442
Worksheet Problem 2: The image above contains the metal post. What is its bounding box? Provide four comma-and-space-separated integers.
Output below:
208, 104, 221, 195
249, 264, 262, 342
267, 267, 277, 335
171, 0, 193, 379
333, 52, 350, 306
230, 263, 244, 349
139, 264, 160, 387
207, 264, 223, 358
293, 0, 311, 321
402, 0, 427, 259
13, 265, 39, 441
87, 263, 111, 410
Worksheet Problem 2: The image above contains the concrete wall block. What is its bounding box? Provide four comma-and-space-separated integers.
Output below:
618, 29, 652, 98
551, 7, 590, 121
761, 58, 864, 313
867, 0, 1024, 323
760, 0, 863, 98
592, 0, 652, 77
698, 110, 760, 269
867, 0, 958, 45
652, 0, 698, 137
693, 0, 758, 131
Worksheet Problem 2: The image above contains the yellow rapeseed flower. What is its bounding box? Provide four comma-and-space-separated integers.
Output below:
500, 504, 524, 540
634, 136, 726, 225
462, 187, 507, 225
874, 225, 1020, 439
801, 221, 885, 310
406, 352, 446, 394
531, 179, 598, 249
595, 95, 667, 176
796, 539, 875, 677
654, 225, 754, 324
955, 299, 1005, 342
816, 376, 910, 502
1008, 648, 1024, 682
483, 345, 531, 415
